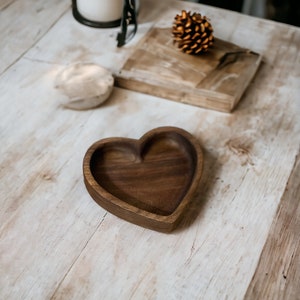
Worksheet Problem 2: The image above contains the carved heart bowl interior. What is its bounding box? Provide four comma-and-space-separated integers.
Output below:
83, 127, 203, 232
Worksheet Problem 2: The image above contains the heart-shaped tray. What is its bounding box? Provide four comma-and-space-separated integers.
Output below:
83, 127, 203, 232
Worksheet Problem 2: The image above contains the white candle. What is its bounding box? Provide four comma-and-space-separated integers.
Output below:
77, 0, 123, 23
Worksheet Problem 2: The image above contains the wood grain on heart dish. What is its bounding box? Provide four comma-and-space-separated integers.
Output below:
83, 127, 203, 232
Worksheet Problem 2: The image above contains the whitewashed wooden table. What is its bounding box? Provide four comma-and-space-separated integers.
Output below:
1, 0, 299, 299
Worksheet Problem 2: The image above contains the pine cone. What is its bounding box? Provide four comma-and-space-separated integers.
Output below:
172, 10, 214, 55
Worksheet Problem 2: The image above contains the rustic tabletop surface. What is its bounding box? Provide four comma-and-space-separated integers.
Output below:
1, 0, 299, 299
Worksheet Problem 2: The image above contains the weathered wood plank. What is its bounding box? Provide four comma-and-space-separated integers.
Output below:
46, 10, 300, 300
0, 0, 15, 10
0, 0, 299, 299
115, 27, 262, 112
22, 0, 172, 74
0, 0, 70, 74
245, 152, 300, 300
0, 59, 109, 300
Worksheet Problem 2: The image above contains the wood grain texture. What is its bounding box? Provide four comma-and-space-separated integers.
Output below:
83, 127, 203, 232
115, 26, 261, 112
0, 0, 300, 299
245, 152, 300, 300
0, 0, 15, 10
0, 0, 70, 75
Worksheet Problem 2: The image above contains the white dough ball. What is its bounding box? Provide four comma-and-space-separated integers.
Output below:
55, 63, 114, 110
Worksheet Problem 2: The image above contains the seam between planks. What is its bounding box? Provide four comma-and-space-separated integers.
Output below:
0, 0, 17, 11
0, 5, 70, 77
49, 212, 108, 300
244, 147, 300, 299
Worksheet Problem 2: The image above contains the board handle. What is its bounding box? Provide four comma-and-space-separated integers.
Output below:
117, 0, 138, 47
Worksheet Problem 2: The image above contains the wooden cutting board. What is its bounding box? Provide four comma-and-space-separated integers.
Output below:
114, 27, 262, 112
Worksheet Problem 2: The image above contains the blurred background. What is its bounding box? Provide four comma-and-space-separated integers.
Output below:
186, 0, 300, 26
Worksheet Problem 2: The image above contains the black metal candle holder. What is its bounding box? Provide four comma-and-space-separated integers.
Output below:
72, 0, 137, 47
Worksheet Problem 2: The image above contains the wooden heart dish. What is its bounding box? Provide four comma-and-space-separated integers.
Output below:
83, 127, 203, 232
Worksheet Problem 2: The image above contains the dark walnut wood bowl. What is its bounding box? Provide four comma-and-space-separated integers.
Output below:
83, 127, 203, 232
